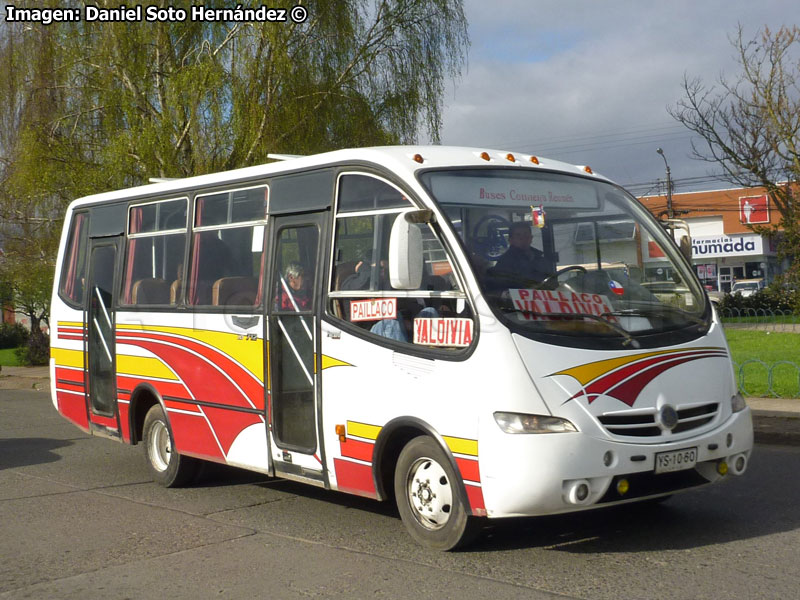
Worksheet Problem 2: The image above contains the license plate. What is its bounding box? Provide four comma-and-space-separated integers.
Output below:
655, 447, 698, 474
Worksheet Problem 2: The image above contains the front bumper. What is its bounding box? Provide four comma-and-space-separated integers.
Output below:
479, 407, 753, 518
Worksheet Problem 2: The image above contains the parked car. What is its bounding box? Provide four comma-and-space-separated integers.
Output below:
730, 278, 765, 297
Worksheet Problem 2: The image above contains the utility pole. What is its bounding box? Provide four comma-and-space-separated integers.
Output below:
656, 147, 673, 219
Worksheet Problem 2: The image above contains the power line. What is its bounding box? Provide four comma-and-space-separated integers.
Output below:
486, 124, 691, 156
526, 132, 695, 159
487, 123, 686, 150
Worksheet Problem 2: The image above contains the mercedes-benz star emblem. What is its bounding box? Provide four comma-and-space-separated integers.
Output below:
658, 405, 679, 431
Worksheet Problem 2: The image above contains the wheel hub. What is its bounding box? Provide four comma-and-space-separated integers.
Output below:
415, 479, 435, 505
149, 420, 172, 472
407, 457, 454, 530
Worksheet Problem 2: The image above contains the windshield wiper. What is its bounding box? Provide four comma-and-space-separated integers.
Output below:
603, 305, 708, 328
504, 308, 641, 348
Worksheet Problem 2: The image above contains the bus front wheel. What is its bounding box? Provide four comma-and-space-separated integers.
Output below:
394, 436, 479, 550
142, 404, 199, 487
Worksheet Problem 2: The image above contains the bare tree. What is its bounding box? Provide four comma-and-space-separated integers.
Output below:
670, 25, 800, 291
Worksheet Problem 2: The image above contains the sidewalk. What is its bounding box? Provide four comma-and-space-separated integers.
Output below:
0, 366, 50, 391
1, 366, 798, 444
746, 397, 800, 445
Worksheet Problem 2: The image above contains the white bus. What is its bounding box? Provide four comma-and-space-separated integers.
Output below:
50, 146, 752, 550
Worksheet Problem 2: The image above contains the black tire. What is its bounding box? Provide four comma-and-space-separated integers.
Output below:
142, 403, 200, 487
394, 436, 480, 551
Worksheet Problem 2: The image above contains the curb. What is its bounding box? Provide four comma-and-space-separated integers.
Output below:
752, 412, 800, 446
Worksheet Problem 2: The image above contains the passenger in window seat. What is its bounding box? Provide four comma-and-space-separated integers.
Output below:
341, 252, 407, 341
341, 254, 389, 291
278, 263, 311, 311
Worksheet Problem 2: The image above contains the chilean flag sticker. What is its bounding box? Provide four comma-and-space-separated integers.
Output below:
608, 280, 625, 296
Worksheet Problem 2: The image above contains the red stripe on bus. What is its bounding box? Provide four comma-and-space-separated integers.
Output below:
116, 333, 264, 411
57, 391, 89, 431
163, 399, 200, 413
116, 330, 264, 399
115, 376, 191, 402
56, 381, 85, 393
168, 410, 226, 461
465, 484, 486, 516
200, 405, 264, 455
333, 458, 378, 498
55, 367, 85, 385
89, 412, 118, 429
57, 327, 84, 336
339, 438, 374, 463
455, 456, 480, 484
118, 403, 131, 443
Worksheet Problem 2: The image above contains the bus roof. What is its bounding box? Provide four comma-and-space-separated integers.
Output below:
66, 145, 610, 210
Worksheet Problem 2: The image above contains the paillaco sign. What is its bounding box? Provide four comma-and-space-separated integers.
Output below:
691, 234, 763, 258
350, 298, 397, 322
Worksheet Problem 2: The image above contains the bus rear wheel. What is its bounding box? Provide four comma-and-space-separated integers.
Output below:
142, 404, 199, 487
394, 436, 479, 551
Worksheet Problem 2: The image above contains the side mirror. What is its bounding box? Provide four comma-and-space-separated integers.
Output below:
679, 235, 692, 263
389, 212, 424, 289
664, 218, 693, 264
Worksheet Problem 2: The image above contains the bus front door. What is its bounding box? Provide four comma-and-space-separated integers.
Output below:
85, 238, 121, 435
267, 214, 327, 485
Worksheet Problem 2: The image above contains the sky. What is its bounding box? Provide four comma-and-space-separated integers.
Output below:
434, 0, 799, 196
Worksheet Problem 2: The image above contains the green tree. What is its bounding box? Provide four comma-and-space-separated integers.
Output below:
0, 0, 469, 321
669, 25, 800, 294
0, 217, 57, 336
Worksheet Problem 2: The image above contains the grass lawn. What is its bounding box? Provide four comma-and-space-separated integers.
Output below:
724, 329, 800, 398
0, 347, 23, 367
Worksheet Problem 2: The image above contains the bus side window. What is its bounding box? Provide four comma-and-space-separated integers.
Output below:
59, 212, 89, 306
122, 199, 187, 306
328, 174, 473, 350
187, 186, 268, 308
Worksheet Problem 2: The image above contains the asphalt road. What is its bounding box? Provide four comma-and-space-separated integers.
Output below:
2, 390, 799, 599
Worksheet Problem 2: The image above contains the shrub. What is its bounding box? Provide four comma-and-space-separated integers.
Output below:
14, 330, 50, 366
0, 322, 29, 349
719, 285, 799, 314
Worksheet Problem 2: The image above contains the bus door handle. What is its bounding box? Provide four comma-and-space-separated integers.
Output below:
322, 324, 342, 340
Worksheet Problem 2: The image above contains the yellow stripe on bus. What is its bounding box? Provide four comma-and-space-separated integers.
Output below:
116, 354, 178, 381
345, 421, 478, 457
51, 347, 84, 369
347, 421, 381, 441
117, 324, 263, 382
443, 435, 478, 457
320, 355, 352, 370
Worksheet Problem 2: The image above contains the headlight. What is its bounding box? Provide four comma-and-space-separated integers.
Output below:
493, 412, 578, 434
731, 393, 747, 413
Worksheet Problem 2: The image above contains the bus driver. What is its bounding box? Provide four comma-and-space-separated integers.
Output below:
490, 222, 553, 289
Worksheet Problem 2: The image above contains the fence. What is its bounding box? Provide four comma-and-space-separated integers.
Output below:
718, 308, 800, 333
718, 308, 800, 398
732, 359, 800, 399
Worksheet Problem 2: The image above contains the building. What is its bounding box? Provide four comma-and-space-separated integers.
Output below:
638, 185, 789, 293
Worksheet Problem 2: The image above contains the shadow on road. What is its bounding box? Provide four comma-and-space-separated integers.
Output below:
187, 444, 800, 554
0, 438, 73, 470
464, 444, 799, 553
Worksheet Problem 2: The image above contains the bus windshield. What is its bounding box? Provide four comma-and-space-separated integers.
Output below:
420, 168, 709, 349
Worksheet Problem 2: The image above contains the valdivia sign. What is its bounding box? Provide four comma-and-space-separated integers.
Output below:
691, 235, 763, 258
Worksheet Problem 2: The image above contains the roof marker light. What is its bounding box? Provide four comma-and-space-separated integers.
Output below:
506, 153, 516, 162
479, 151, 490, 161
529, 156, 540, 165
583, 165, 594, 174
411, 153, 424, 164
